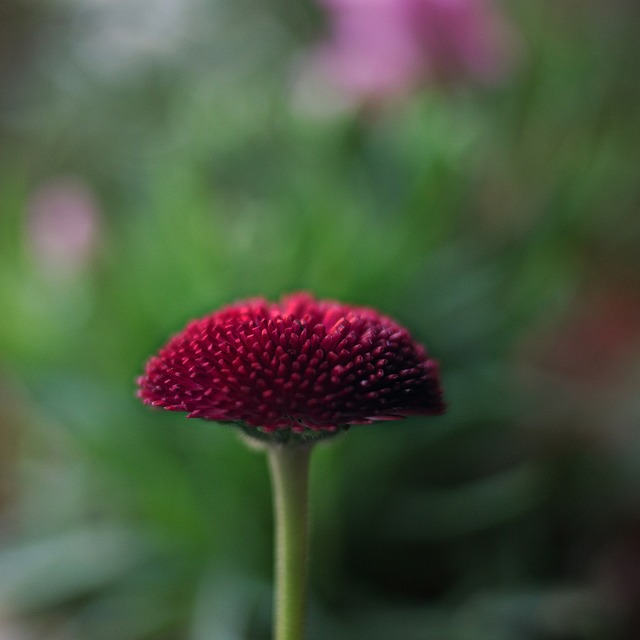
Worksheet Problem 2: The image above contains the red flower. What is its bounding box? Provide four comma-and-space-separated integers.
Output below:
138, 293, 445, 434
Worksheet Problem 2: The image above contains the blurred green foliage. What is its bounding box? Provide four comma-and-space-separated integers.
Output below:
1, 0, 640, 638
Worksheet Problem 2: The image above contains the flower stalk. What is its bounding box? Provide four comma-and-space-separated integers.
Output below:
267, 442, 313, 640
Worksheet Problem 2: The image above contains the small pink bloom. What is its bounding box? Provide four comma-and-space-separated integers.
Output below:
26, 177, 101, 276
138, 293, 445, 434
308, 0, 517, 103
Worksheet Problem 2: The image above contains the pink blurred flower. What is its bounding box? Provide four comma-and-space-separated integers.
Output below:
307, 0, 518, 104
26, 177, 102, 277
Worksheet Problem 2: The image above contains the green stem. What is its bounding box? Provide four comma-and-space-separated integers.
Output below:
267, 442, 313, 640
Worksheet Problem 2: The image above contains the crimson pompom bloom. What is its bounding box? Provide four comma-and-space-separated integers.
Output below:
138, 293, 444, 435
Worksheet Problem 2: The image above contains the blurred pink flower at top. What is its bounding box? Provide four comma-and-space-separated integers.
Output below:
26, 177, 102, 276
309, 0, 518, 104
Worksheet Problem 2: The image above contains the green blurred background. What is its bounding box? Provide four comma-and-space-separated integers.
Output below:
1, 0, 640, 638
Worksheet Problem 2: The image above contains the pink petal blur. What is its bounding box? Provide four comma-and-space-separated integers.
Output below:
26, 178, 102, 275
311, 0, 518, 101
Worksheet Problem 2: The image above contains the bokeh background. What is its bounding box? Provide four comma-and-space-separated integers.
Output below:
1, 0, 640, 638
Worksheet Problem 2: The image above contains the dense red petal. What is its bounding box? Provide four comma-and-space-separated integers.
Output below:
138, 293, 445, 432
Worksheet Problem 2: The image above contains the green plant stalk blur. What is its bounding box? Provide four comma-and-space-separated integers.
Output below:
267, 442, 313, 640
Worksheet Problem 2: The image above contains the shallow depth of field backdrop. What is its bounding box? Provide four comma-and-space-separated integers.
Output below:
1, 1, 640, 638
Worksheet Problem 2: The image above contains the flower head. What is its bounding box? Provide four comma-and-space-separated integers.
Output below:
138, 293, 444, 436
